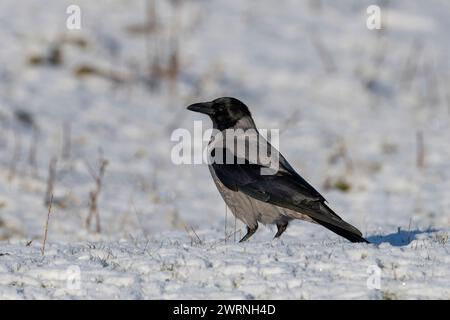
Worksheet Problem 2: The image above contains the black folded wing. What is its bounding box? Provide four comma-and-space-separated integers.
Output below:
211, 147, 368, 242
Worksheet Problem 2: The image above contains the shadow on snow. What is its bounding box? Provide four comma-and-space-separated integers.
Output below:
367, 228, 438, 247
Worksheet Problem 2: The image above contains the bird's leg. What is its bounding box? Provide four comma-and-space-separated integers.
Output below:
239, 224, 258, 242
273, 222, 288, 239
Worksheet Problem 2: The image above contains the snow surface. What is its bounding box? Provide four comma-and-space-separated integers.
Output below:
0, 0, 449, 299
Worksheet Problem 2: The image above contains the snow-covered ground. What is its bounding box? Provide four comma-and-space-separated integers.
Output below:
0, 0, 449, 299
1, 232, 449, 299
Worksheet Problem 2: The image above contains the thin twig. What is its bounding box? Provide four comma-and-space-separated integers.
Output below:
45, 157, 57, 206
85, 153, 108, 233
184, 225, 202, 245
416, 130, 425, 169
190, 226, 202, 244
224, 227, 243, 243
41, 194, 54, 256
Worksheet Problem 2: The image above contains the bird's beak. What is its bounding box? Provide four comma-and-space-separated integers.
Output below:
186, 102, 214, 115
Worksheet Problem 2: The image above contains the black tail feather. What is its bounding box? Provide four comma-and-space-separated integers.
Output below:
312, 218, 370, 243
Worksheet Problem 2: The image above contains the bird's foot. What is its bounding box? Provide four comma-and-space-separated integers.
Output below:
239, 225, 258, 242
273, 222, 288, 239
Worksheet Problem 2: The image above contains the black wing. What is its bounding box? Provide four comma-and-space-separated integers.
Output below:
212, 147, 368, 243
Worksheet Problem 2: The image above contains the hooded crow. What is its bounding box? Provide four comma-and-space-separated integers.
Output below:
187, 97, 369, 243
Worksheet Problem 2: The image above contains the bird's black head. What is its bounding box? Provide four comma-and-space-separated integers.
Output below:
187, 97, 253, 130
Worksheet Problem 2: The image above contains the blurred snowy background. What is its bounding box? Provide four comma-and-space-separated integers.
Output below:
0, 0, 449, 299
